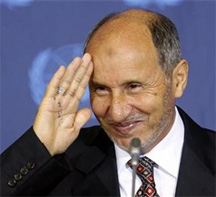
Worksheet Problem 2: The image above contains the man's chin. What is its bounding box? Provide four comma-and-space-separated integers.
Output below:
102, 125, 153, 153
110, 132, 160, 154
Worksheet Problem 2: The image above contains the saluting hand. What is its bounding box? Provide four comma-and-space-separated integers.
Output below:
33, 53, 93, 156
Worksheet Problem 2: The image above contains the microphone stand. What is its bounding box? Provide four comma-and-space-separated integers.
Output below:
129, 138, 141, 197
132, 163, 137, 197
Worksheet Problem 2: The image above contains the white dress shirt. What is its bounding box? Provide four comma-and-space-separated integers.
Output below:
114, 107, 185, 197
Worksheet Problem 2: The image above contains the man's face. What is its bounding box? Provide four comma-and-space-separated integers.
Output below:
87, 24, 176, 152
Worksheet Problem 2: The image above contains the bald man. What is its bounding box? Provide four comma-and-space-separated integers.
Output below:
1, 9, 215, 197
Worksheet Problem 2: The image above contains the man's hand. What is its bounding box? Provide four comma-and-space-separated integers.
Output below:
33, 53, 93, 156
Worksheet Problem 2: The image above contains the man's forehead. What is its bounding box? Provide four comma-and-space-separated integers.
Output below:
86, 10, 159, 81
86, 11, 154, 51
95, 9, 157, 35
86, 24, 154, 63
86, 20, 157, 65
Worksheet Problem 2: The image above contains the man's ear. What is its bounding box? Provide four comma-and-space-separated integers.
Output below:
172, 59, 189, 98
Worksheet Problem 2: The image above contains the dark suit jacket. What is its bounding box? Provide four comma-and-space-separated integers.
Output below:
1, 108, 215, 196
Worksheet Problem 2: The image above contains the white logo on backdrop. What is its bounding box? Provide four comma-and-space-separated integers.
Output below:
29, 44, 97, 124
0, 0, 33, 9
28, 44, 90, 105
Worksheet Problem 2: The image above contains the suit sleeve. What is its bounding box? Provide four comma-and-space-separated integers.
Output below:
0, 127, 70, 196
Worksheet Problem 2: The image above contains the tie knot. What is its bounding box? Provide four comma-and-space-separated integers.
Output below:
139, 156, 156, 169
127, 156, 157, 179
127, 156, 156, 169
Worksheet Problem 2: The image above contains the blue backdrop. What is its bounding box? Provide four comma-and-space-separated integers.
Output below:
1, 0, 215, 153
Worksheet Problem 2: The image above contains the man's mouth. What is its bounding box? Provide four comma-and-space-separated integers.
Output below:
110, 121, 142, 136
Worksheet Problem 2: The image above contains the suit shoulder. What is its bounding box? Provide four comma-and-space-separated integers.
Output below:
178, 107, 216, 173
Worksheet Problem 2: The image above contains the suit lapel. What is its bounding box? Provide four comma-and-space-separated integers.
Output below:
69, 128, 120, 196
175, 108, 215, 196
94, 141, 120, 195
175, 143, 215, 196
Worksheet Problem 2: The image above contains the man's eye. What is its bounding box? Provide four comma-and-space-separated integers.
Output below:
95, 86, 109, 95
128, 83, 142, 89
95, 86, 106, 91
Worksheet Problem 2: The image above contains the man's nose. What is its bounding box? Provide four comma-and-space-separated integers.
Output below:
107, 93, 132, 123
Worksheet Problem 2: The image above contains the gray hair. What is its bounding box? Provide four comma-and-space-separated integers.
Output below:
83, 9, 182, 78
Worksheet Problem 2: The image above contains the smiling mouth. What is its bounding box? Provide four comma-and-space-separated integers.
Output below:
110, 121, 142, 136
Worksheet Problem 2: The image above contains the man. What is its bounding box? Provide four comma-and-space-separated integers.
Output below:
1, 9, 215, 197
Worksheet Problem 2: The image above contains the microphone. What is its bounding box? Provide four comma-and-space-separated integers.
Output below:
129, 138, 141, 197
129, 138, 141, 166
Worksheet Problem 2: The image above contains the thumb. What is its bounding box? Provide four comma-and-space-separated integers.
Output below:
74, 108, 92, 131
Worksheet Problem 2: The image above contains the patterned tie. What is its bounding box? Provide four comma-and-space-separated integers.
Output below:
128, 156, 160, 197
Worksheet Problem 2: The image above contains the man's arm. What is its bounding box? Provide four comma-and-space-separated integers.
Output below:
1, 53, 93, 196
0, 127, 70, 196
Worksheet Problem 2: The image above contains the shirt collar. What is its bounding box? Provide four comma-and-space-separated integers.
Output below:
145, 107, 184, 178
114, 107, 185, 178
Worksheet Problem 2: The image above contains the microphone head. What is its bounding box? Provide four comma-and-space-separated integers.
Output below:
130, 137, 141, 148
129, 138, 141, 166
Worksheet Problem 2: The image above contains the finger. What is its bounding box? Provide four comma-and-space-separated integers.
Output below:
65, 54, 92, 100
57, 57, 82, 95
57, 60, 93, 115
44, 66, 66, 98
73, 108, 92, 131
55, 54, 93, 112
74, 61, 93, 101
64, 61, 93, 112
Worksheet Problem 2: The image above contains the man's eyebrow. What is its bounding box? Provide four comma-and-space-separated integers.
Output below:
91, 79, 145, 87
91, 81, 106, 87
122, 79, 143, 84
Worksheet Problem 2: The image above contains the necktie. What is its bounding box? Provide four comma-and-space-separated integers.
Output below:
128, 156, 160, 197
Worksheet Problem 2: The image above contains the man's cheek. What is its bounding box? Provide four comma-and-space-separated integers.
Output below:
131, 93, 160, 113
91, 97, 108, 118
